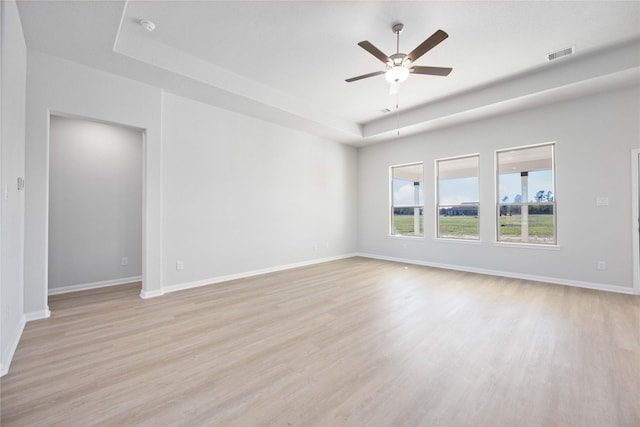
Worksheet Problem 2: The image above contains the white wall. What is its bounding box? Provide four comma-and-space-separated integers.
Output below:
48, 116, 142, 291
25, 51, 163, 314
1, 0, 27, 375
161, 93, 358, 289
358, 85, 640, 292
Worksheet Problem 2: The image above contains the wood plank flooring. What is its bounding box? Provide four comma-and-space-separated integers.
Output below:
1, 257, 639, 426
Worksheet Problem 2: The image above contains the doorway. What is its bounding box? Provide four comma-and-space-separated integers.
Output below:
633, 149, 640, 294
48, 115, 143, 297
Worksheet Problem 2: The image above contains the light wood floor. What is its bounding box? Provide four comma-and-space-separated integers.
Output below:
2, 257, 639, 426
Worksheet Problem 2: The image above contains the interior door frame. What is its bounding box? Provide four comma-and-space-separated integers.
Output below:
46, 112, 146, 300
632, 149, 640, 294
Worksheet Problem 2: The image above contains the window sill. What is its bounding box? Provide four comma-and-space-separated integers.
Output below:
433, 238, 482, 245
493, 241, 561, 250
388, 234, 424, 240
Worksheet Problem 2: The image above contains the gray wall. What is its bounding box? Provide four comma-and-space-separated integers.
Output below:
358, 85, 640, 291
162, 93, 357, 289
1, 0, 27, 374
48, 116, 142, 290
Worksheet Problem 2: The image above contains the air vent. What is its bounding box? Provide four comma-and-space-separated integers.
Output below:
546, 45, 575, 62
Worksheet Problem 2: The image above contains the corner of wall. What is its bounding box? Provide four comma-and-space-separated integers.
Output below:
24, 308, 51, 322
0, 314, 26, 377
139, 289, 164, 299
0, 0, 28, 379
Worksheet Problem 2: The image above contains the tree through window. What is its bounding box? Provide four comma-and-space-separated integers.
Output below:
496, 143, 556, 244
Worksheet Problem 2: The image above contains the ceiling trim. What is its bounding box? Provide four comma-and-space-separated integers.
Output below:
361, 38, 640, 144
114, 26, 639, 146
113, 11, 362, 142
18, 0, 639, 147
359, 68, 640, 146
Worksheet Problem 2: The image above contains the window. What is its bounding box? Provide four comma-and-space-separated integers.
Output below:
436, 155, 480, 240
390, 163, 424, 237
496, 143, 556, 244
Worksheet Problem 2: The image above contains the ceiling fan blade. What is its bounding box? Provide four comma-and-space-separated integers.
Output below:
358, 41, 391, 64
411, 66, 453, 76
345, 70, 385, 83
406, 30, 448, 63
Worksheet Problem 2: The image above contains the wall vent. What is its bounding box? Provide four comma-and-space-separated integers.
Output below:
546, 45, 575, 62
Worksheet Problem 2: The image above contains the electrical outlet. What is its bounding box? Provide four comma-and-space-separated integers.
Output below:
121, 257, 128, 266
597, 261, 606, 270
176, 260, 184, 270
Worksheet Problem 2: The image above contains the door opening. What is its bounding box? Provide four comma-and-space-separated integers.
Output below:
47, 115, 144, 301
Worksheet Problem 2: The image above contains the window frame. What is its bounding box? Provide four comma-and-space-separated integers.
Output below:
495, 142, 557, 246
389, 162, 424, 238
435, 154, 480, 241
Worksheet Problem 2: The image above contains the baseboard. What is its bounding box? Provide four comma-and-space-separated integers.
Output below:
139, 289, 164, 299
1, 315, 26, 377
48, 276, 142, 295
24, 308, 51, 321
163, 253, 358, 294
356, 253, 637, 295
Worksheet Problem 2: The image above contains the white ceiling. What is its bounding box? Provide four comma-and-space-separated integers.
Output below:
15, 1, 640, 146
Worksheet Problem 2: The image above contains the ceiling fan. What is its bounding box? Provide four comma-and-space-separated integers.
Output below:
345, 23, 452, 92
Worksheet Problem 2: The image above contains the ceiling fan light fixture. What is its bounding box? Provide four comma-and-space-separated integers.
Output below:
385, 65, 410, 83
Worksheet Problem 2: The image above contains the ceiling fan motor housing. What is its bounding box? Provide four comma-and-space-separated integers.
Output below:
389, 53, 409, 67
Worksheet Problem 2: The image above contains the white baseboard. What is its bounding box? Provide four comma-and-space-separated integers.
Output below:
1, 315, 26, 377
139, 289, 163, 299
163, 253, 358, 295
356, 253, 637, 295
48, 276, 142, 295
25, 308, 51, 321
